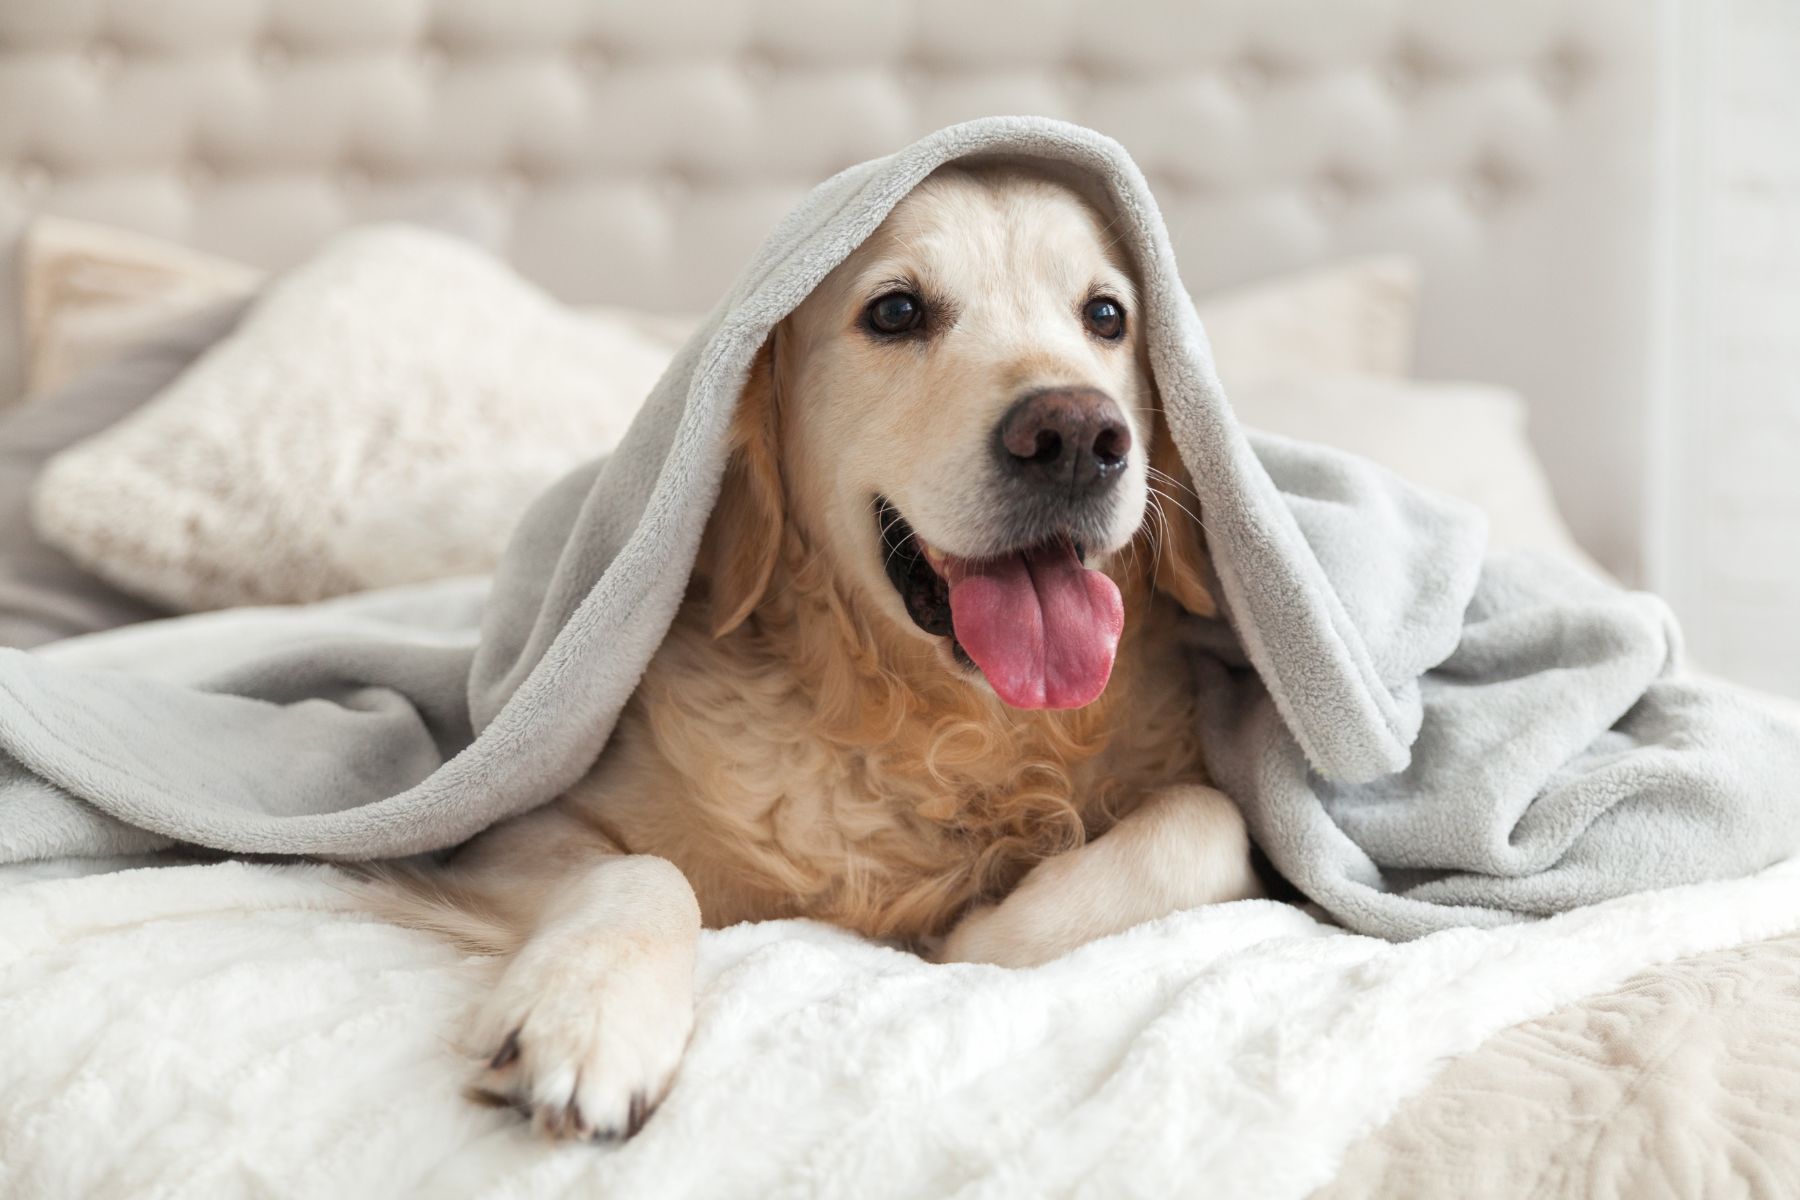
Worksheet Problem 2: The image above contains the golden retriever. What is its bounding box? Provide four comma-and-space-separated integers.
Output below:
388, 163, 1262, 1140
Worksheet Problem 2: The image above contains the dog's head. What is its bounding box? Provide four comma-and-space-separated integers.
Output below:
704, 163, 1213, 710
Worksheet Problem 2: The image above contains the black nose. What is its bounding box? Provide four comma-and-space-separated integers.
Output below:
994, 388, 1133, 494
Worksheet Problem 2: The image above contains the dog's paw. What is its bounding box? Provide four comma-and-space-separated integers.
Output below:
469, 931, 695, 1141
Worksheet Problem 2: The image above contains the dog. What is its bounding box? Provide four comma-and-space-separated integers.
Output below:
382, 163, 1263, 1141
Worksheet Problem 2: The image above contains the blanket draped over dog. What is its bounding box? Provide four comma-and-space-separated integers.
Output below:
3, 117, 1798, 939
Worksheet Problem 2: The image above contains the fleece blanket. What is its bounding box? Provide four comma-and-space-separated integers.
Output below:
7, 852, 1800, 1200
4, 116, 1800, 939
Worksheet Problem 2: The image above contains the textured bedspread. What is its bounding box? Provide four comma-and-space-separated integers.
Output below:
1323, 932, 1800, 1199
6, 852, 1800, 1199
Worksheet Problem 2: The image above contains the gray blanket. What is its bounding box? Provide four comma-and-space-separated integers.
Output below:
4, 116, 1798, 939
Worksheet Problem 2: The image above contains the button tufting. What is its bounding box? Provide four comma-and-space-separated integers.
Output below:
497, 171, 529, 202
1387, 41, 1432, 96
1061, 59, 1096, 102
184, 159, 217, 188
417, 40, 448, 75
659, 170, 691, 204
1227, 55, 1270, 95
339, 163, 371, 190
1384, 56, 1421, 98
1538, 44, 1586, 101
575, 42, 608, 74
1463, 159, 1518, 210
255, 39, 289, 71
897, 58, 934, 90
86, 40, 123, 75
1312, 169, 1355, 213
739, 51, 775, 86
16, 161, 50, 194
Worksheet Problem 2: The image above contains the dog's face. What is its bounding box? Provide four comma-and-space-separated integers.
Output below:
708, 165, 1211, 710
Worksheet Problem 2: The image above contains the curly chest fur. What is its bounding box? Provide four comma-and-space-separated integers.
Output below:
567, 587, 1208, 942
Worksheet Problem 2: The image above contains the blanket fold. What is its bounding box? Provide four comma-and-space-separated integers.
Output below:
4, 115, 1798, 939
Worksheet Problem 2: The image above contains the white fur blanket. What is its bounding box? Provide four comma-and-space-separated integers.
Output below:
6, 853, 1800, 1199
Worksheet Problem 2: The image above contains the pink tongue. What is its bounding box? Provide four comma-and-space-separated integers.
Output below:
943, 541, 1123, 710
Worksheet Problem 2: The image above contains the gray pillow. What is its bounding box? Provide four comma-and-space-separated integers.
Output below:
0, 298, 248, 648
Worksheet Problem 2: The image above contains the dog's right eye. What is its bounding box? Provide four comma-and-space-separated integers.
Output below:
866, 291, 925, 336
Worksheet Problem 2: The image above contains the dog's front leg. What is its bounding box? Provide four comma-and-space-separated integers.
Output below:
938, 784, 1262, 968
454, 810, 702, 1140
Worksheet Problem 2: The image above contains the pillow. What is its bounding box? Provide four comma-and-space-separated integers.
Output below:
28, 219, 1422, 612
0, 299, 248, 648
1228, 372, 1607, 576
19, 217, 262, 402
34, 227, 677, 610
1201, 255, 1417, 380
15, 201, 507, 407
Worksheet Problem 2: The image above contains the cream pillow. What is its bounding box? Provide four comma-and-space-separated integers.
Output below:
1202, 255, 1417, 380
19, 218, 262, 401
1228, 372, 1606, 577
34, 227, 675, 609
23, 218, 1420, 611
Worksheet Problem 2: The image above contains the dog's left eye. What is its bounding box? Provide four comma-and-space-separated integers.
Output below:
1082, 296, 1126, 340
866, 291, 925, 336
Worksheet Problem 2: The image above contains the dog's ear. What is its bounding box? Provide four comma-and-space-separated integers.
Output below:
702, 339, 785, 637
1145, 405, 1218, 618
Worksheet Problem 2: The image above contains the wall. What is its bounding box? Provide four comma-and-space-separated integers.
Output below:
1656, 0, 1800, 697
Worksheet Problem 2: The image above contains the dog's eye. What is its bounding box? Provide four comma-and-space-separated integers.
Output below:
1082, 296, 1126, 341
866, 291, 925, 336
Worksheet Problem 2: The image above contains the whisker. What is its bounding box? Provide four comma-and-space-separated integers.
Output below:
1136, 494, 1173, 583
1145, 463, 1201, 503
1146, 483, 1208, 535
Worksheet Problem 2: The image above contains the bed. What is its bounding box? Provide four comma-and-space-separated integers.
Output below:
7, 3, 1800, 1197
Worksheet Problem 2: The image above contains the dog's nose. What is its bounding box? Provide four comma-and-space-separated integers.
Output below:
994, 388, 1132, 494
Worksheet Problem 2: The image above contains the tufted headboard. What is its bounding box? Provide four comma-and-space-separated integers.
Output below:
0, 0, 1665, 580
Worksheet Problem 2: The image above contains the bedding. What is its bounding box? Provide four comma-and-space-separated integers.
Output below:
3, 113, 1798, 1198
4, 851, 1799, 1199
1320, 929, 1800, 1199
16, 217, 261, 403
4, 115, 1797, 940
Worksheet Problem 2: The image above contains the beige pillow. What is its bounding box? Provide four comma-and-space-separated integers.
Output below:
1203, 255, 1417, 381
22, 218, 1420, 611
19, 218, 262, 401
34, 227, 676, 609
1229, 372, 1605, 576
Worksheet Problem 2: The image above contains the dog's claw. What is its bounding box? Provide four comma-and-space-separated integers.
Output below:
471, 1038, 662, 1143
489, 1028, 522, 1070
627, 1091, 650, 1138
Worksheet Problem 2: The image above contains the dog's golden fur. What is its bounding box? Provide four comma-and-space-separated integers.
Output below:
376, 164, 1260, 1140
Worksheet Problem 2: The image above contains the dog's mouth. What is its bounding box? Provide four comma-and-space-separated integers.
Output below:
876, 498, 1124, 710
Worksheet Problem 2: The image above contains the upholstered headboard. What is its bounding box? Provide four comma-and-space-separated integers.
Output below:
0, 0, 1665, 580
